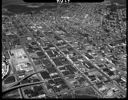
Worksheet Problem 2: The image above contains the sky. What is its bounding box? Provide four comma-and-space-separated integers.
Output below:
2, 0, 126, 6
2, 0, 25, 7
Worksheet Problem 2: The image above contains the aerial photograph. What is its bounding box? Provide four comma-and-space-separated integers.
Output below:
2, 0, 126, 99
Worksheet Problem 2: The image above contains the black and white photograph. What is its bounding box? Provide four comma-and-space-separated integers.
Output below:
2, 0, 126, 99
